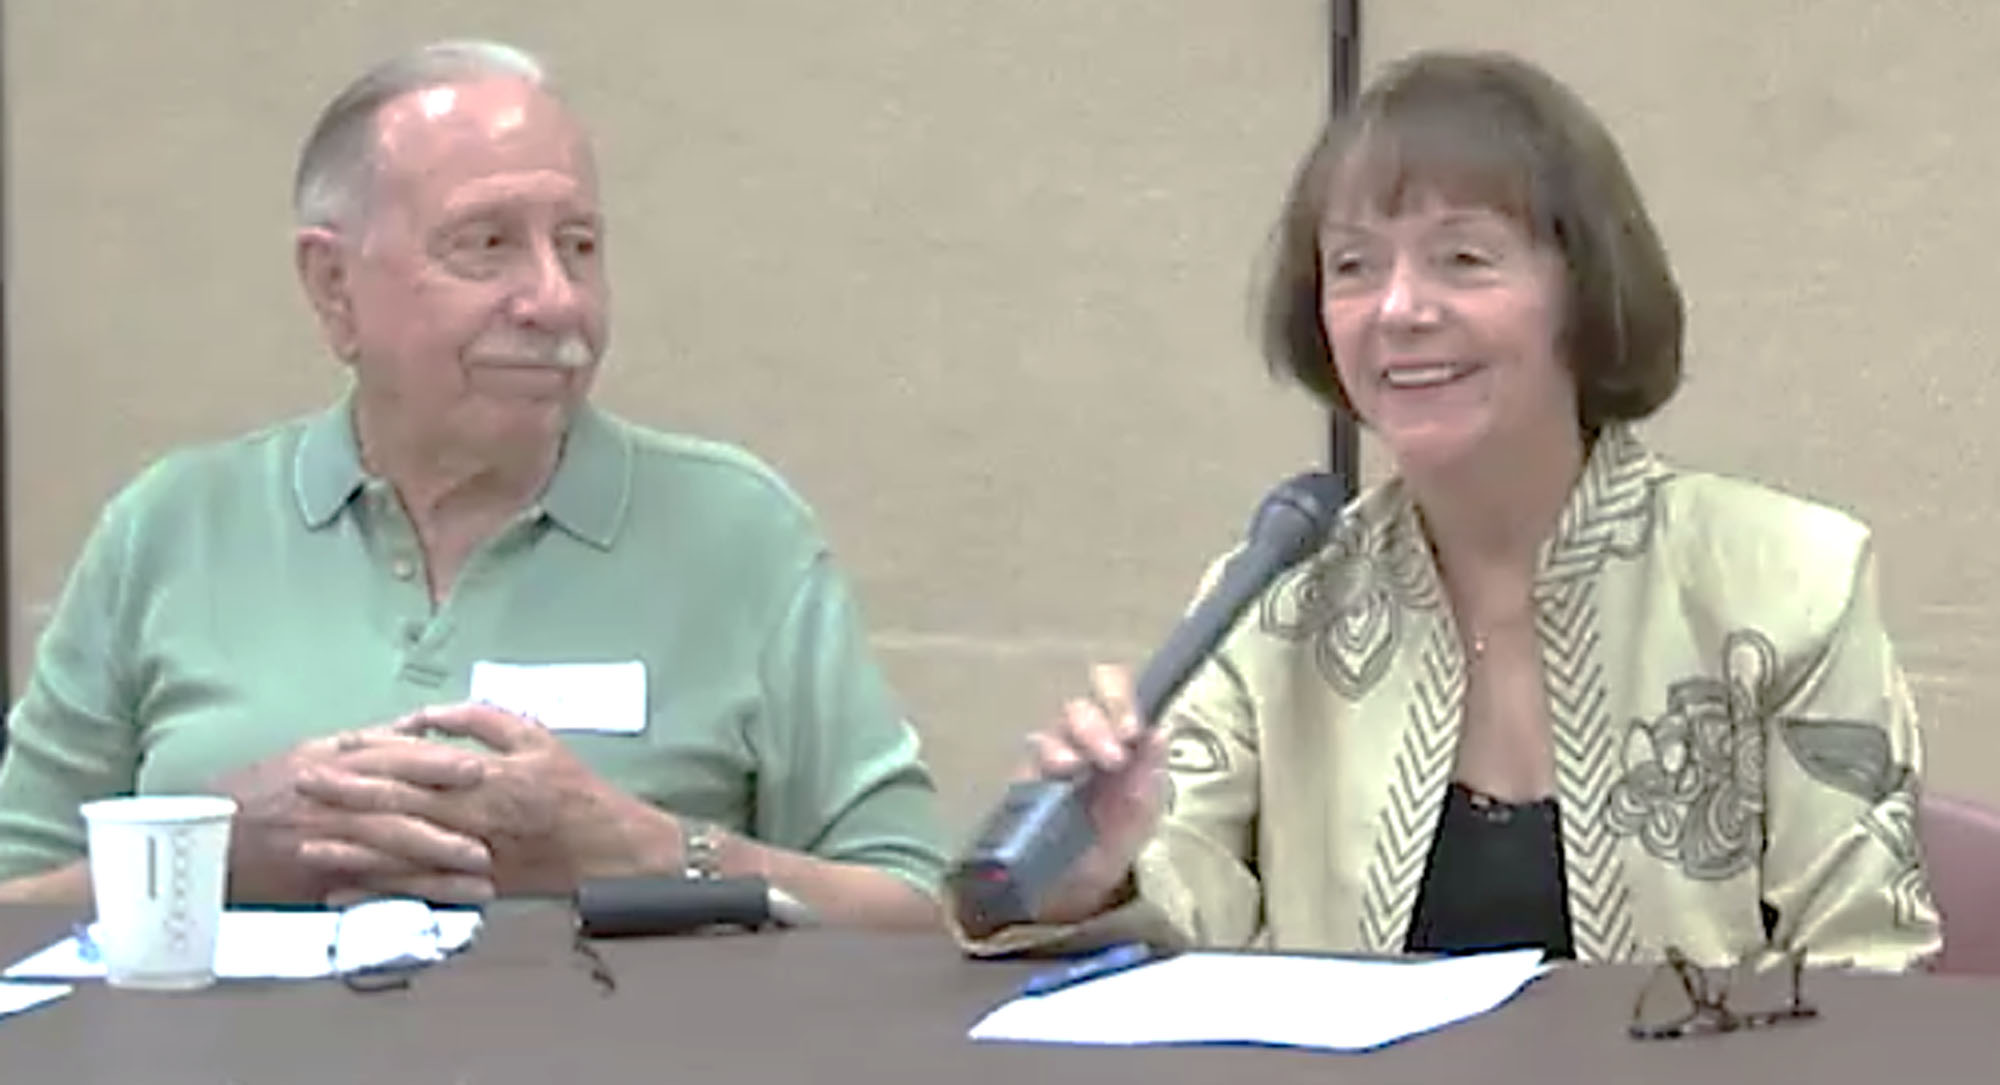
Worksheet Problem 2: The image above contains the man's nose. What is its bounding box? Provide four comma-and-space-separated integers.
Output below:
509, 240, 584, 326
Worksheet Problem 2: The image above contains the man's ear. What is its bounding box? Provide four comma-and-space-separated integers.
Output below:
296, 227, 359, 363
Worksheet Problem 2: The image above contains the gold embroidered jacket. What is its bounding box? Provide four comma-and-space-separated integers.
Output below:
973, 428, 1939, 970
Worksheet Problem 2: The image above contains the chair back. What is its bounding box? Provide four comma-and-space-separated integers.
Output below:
1922, 793, 2000, 975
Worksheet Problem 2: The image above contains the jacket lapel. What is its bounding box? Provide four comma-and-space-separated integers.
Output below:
1537, 426, 1663, 961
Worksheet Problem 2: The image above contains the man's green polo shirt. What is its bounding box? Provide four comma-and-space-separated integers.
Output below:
0, 399, 946, 891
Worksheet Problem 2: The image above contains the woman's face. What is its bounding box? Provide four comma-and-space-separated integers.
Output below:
1318, 193, 1578, 476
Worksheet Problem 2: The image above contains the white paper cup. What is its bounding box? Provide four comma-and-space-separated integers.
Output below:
80, 795, 238, 991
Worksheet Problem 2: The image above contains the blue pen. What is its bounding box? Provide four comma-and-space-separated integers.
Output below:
70, 923, 100, 964
1018, 942, 1156, 997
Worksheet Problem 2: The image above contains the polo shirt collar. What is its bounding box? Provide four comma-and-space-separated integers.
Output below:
292, 397, 632, 548
538, 403, 632, 549
293, 398, 368, 529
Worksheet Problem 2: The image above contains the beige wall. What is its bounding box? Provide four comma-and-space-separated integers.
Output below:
7, 1, 1998, 839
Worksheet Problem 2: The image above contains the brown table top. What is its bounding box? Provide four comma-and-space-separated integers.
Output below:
1, 903, 1995, 1083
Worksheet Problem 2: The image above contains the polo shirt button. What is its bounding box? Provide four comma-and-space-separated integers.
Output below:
402, 621, 424, 645
391, 557, 416, 581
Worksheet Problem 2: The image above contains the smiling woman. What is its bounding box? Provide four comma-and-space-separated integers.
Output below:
1265, 51, 1683, 436
1316, 201, 1574, 480
959, 50, 1941, 974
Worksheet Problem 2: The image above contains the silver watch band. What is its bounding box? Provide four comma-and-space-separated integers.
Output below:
681, 818, 725, 881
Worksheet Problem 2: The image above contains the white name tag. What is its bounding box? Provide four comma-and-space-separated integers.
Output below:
467, 661, 648, 734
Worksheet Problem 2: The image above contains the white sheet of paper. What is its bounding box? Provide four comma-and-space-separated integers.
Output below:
2, 907, 482, 982
468, 660, 647, 734
0, 981, 71, 1020
969, 948, 1548, 1052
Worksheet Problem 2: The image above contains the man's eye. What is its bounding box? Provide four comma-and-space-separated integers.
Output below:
443, 224, 511, 256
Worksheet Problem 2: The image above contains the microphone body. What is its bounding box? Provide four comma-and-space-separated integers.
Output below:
948, 471, 1348, 935
574, 875, 816, 938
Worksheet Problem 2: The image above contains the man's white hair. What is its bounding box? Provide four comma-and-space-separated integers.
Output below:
292, 40, 554, 230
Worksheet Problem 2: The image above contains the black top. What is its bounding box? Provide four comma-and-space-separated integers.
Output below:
1405, 782, 1576, 959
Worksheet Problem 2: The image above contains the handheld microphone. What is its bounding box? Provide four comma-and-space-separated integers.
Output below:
948, 471, 1349, 936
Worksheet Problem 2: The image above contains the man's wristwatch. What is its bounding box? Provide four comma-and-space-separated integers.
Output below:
681, 818, 725, 881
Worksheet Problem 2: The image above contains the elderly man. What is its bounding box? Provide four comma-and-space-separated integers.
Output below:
0, 40, 945, 927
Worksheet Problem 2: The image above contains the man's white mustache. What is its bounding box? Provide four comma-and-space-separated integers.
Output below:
471, 334, 595, 369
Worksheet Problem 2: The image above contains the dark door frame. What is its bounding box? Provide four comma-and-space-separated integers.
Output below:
1, 3, 14, 737
1326, 0, 1362, 500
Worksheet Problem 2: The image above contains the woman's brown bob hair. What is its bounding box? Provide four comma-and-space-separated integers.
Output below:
1261, 51, 1684, 430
